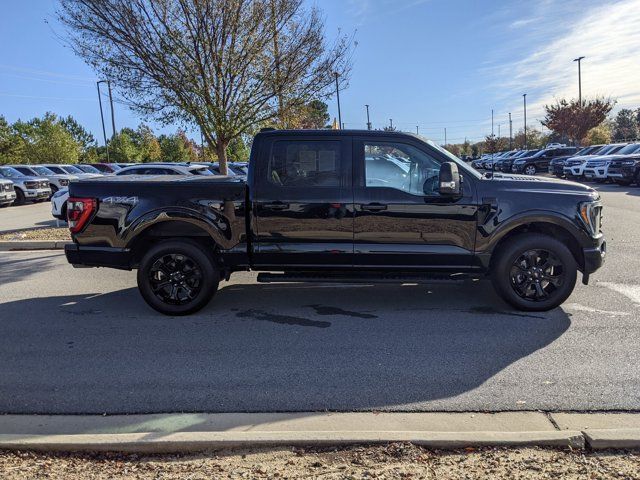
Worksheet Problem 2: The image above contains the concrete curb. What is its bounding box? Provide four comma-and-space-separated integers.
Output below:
582, 429, 640, 450
0, 430, 585, 453
0, 240, 70, 251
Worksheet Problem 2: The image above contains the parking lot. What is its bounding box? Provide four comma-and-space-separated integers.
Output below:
0, 183, 638, 415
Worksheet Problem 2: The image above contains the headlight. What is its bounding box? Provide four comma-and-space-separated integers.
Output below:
623, 160, 636, 165
578, 201, 603, 237
59, 179, 69, 186
24, 181, 37, 189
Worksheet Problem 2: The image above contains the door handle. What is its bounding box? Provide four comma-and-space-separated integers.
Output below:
361, 203, 388, 212
262, 202, 289, 211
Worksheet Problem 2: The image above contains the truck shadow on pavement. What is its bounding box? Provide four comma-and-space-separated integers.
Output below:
0, 280, 571, 414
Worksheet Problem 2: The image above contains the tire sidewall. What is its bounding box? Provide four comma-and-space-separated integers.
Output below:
491, 234, 577, 311
524, 165, 536, 175
137, 239, 219, 316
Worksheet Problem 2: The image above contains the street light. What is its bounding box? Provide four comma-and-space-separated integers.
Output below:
96, 80, 110, 162
523, 93, 528, 150
509, 112, 513, 149
573, 56, 585, 105
365, 104, 371, 130
334, 72, 342, 129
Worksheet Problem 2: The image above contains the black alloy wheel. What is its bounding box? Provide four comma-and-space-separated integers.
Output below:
509, 249, 564, 302
137, 239, 219, 315
491, 233, 577, 311
149, 253, 203, 305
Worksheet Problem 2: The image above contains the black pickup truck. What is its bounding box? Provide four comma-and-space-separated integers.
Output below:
65, 129, 606, 315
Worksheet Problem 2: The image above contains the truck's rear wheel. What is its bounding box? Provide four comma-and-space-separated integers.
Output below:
491, 234, 577, 311
137, 239, 218, 315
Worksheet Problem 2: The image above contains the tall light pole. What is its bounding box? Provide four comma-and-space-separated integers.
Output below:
389, 118, 393, 130
523, 93, 528, 149
416, 125, 419, 135
509, 112, 513, 149
573, 56, 585, 106
96, 80, 110, 162
334, 72, 342, 129
365, 104, 371, 130
491, 109, 494, 136
107, 80, 116, 139
444, 127, 447, 146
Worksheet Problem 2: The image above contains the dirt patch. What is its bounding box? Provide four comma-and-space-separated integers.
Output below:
0, 228, 70, 242
1, 444, 638, 479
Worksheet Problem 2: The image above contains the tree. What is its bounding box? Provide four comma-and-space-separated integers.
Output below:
512, 128, 548, 150
612, 109, 639, 141
13, 113, 81, 164
158, 133, 192, 163
132, 124, 162, 163
58, 0, 353, 174
227, 136, 250, 162
289, 100, 331, 129
584, 123, 612, 145
542, 97, 615, 145
483, 134, 508, 154
59, 115, 96, 152
0, 116, 24, 165
109, 130, 140, 162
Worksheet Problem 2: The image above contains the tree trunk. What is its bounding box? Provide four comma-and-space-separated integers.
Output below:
216, 140, 229, 175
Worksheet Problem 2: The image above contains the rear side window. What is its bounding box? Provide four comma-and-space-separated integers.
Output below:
268, 140, 341, 187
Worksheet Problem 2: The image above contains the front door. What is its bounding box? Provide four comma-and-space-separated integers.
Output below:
252, 135, 353, 268
352, 136, 478, 269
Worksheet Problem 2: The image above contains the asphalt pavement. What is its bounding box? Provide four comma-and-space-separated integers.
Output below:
0, 184, 638, 414
0, 202, 60, 232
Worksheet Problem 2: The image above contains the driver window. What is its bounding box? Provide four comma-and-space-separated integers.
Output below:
364, 142, 441, 195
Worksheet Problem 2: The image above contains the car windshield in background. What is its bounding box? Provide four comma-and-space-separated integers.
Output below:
78, 165, 101, 174
0, 166, 26, 178
596, 145, 623, 155
616, 144, 640, 155
190, 167, 213, 175
32, 166, 56, 175
61, 165, 84, 174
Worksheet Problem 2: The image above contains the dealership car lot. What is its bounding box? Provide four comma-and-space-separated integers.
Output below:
0, 184, 638, 414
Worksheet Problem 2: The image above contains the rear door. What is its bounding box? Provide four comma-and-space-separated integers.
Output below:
251, 134, 354, 268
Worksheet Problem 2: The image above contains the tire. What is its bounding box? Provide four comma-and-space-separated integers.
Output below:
524, 164, 536, 175
491, 233, 577, 312
137, 239, 219, 316
14, 188, 25, 205
50, 184, 59, 194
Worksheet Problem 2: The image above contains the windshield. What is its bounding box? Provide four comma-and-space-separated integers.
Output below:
427, 140, 482, 179
62, 165, 84, 174
616, 144, 640, 155
595, 145, 622, 155
78, 165, 101, 174
190, 167, 213, 176
0, 166, 25, 178
576, 146, 596, 156
32, 166, 55, 175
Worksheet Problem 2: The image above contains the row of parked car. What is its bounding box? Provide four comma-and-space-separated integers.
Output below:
470, 142, 640, 185
0, 161, 248, 214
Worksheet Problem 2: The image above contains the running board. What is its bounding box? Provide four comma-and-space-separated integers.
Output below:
256, 272, 474, 285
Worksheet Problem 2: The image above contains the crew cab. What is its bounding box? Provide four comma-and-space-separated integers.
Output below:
65, 130, 606, 315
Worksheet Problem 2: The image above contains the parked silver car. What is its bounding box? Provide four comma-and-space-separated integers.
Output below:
10, 165, 78, 194
40, 164, 102, 180
0, 178, 16, 207
0, 166, 51, 205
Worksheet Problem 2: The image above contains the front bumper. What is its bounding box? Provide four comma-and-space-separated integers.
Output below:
583, 167, 608, 179
583, 237, 606, 276
25, 188, 51, 199
0, 192, 16, 204
511, 163, 525, 173
549, 164, 565, 176
65, 244, 133, 270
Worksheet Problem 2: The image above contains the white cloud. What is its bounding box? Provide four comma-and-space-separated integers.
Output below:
488, 0, 640, 122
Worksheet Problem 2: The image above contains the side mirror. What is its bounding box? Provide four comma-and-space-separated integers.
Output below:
438, 162, 461, 196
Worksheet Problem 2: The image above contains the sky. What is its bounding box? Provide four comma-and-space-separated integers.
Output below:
1, 0, 639, 146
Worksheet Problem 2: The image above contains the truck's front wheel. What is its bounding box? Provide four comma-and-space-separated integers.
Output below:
137, 239, 219, 316
491, 234, 577, 311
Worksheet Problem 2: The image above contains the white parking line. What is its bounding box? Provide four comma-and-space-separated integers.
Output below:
598, 282, 640, 305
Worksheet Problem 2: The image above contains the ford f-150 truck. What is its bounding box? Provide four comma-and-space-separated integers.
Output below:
65, 129, 606, 315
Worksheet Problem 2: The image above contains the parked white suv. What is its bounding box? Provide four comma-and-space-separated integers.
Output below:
10, 165, 77, 194
583, 143, 640, 182
0, 178, 16, 207
563, 144, 626, 179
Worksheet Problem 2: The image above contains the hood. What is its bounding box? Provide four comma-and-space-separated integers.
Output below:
486, 172, 599, 198
49, 174, 79, 180
74, 173, 102, 179
11, 175, 50, 183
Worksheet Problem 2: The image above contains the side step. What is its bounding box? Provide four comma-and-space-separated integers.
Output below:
256, 272, 474, 285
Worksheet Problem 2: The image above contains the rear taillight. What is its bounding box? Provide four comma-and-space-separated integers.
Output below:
67, 197, 97, 234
